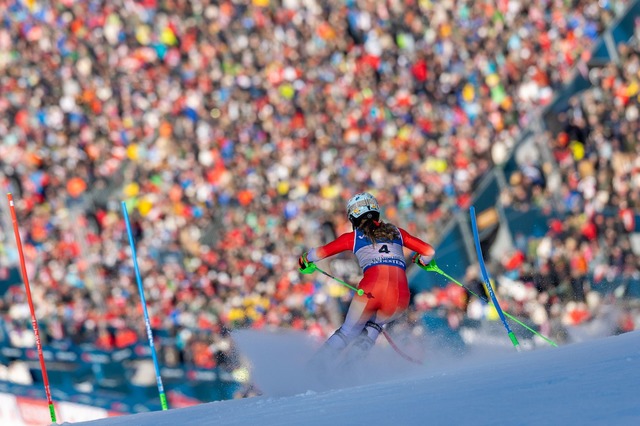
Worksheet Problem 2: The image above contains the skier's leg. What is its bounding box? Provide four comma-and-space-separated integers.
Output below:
328, 296, 371, 347
309, 297, 371, 370
343, 318, 382, 364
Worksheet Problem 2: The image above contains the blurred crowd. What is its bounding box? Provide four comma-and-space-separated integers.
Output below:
413, 10, 640, 345
493, 18, 640, 340
0, 0, 637, 393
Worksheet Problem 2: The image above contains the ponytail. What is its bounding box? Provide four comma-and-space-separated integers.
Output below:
358, 219, 400, 246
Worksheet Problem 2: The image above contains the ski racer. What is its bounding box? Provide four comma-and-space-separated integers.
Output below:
298, 192, 435, 367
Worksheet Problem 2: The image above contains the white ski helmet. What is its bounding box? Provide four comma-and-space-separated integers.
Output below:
346, 192, 380, 227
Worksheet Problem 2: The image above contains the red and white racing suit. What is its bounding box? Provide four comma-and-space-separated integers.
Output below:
306, 226, 434, 353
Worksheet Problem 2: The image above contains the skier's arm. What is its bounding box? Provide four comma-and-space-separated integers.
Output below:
306, 232, 355, 262
399, 228, 435, 265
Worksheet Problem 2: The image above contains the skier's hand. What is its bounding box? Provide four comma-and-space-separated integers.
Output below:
412, 253, 436, 270
298, 252, 317, 275
412, 252, 427, 267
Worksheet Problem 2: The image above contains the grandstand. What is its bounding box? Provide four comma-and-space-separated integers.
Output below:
0, 0, 639, 423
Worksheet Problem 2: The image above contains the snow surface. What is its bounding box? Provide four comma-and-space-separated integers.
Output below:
65, 329, 640, 426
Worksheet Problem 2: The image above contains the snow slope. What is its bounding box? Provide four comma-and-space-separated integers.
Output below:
66, 329, 640, 426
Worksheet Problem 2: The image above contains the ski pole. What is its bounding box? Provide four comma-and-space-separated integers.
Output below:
381, 329, 424, 365
420, 261, 558, 347
469, 206, 521, 351
313, 265, 369, 297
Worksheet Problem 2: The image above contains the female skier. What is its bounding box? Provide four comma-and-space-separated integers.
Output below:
298, 192, 435, 367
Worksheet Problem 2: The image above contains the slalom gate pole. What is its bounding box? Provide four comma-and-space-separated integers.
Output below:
469, 206, 520, 351
121, 202, 168, 410
313, 266, 423, 364
7, 193, 57, 423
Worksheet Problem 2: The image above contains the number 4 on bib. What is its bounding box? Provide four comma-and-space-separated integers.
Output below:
378, 244, 390, 253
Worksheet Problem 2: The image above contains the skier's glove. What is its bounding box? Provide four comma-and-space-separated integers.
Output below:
298, 252, 317, 275
412, 253, 436, 269
412, 252, 427, 267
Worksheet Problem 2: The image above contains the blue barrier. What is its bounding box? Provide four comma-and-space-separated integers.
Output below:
0, 320, 245, 414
